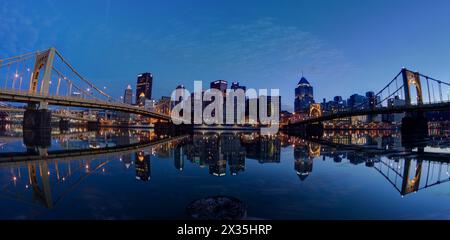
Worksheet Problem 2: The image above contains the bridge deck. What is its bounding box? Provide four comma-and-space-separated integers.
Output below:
291, 102, 450, 125
0, 89, 171, 121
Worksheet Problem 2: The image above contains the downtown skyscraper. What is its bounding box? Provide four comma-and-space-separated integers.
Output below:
136, 73, 153, 106
294, 76, 314, 113
123, 85, 133, 105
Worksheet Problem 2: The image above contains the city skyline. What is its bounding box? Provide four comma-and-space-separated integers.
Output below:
1, 0, 450, 111
1, 0, 450, 228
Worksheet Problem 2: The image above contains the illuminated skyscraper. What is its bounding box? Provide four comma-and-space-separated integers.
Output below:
136, 73, 153, 106
123, 85, 133, 105
294, 76, 314, 113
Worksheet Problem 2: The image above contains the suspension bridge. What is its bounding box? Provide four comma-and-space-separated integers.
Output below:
0, 47, 172, 129
288, 68, 450, 132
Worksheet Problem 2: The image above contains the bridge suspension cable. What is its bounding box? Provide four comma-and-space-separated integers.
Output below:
51, 66, 102, 101
350, 70, 404, 110
54, 50, 118, 102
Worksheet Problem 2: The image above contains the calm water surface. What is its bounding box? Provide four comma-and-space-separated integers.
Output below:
0, 126, 449, 220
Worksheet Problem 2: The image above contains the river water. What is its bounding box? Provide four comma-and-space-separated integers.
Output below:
0, 126, 449, 219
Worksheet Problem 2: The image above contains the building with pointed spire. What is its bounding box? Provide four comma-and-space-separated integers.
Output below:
294, 75, 315, 113
123, 85, 133, 105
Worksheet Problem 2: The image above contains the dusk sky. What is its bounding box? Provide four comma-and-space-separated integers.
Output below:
1, 0, 449, 111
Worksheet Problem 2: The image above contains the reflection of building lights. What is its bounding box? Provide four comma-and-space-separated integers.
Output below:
85, 165, 89, 169
47, 171, 50, 175
13, 176, 17, 181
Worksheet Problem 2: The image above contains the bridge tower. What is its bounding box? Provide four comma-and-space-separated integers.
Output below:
402, 68, 423, 106
400, 68, 428, 138
308, 142, 321, 157
400, 158, 422, 196
23, 48, 55, 146
309, 103, 322, 118
28, 163, 53, 208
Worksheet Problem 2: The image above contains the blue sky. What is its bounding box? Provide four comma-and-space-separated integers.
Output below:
1, 0, 449, 111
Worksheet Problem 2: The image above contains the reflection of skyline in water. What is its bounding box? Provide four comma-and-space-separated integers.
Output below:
0, 127, 449, 219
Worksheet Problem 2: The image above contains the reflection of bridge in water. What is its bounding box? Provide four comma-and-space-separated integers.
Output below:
1, 130, 449, 210
285, 132, 450, 196
0, 135, 188, 209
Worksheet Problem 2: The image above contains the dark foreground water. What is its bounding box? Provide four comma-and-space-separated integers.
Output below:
0, 126, 449, 220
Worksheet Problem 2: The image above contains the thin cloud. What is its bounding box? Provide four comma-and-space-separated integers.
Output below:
0, 1, 60, 56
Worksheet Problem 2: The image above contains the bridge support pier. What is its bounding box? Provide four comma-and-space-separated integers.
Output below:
284, 122, 324, 138
87, 121, 100, 131
22, 107, 52, 151
23, 109, 52, 130
401, 111, 428, 148
401, 112, 428, 136
154, 121, 193, 136
59, 119, 70, 131
23, 129, 51, 150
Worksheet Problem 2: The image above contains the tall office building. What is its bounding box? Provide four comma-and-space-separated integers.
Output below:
294, 76, 314, 113
365, 91, 377, 108
348, 94, 367, 109
230, 82, 246, 92
210, 80, 228, 93
136, 73, 153, 106
209, 80, 228, 123
123, 85, 133, 105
